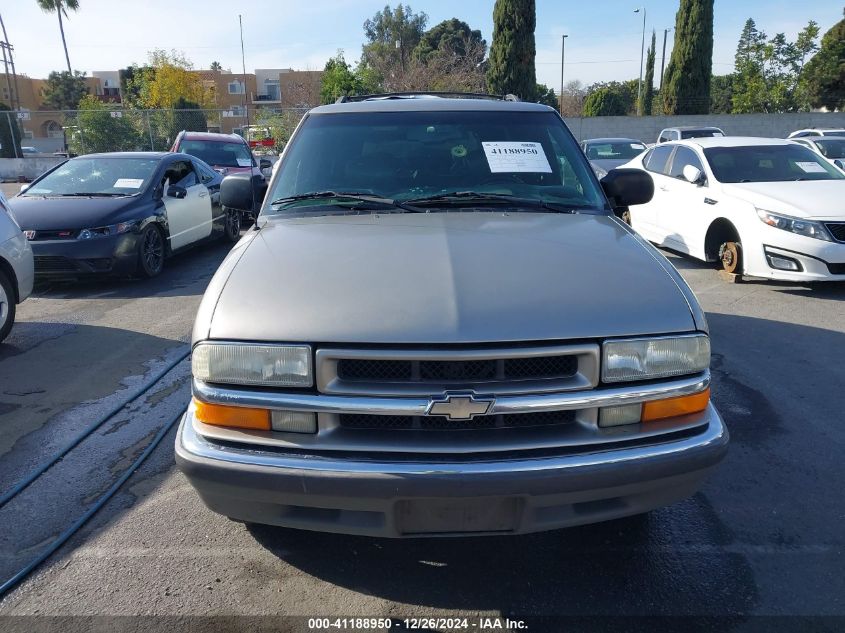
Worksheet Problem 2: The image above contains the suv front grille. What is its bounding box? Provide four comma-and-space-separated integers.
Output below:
336, 355, 578, 385
339, 410, 577, 431
825, 222, 845, 243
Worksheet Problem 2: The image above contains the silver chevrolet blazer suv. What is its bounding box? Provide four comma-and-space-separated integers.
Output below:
176, 94, 728, 537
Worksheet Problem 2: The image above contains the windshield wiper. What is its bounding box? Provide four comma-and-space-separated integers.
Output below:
55, 192, 129, 197
268, 191, 419, 212
402, 191, 583, 213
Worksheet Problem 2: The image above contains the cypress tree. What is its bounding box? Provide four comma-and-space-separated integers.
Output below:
642, 31, 656, 115
662, 0, 714, 114
486, 0, 537, 101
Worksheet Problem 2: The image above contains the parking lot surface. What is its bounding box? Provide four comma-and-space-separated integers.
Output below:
0, 228, 843, 627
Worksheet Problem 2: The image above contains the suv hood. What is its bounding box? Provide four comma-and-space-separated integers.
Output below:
204, 212, 696, 344
721, 180, 845, 220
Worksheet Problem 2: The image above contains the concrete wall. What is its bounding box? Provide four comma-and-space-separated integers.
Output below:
563, 112, 845, 143
0, 157, 65, 182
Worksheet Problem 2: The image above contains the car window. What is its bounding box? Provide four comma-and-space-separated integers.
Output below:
584, 141, 646, 160
669, 146, 705, 180
644, 145, 673, 175
163, 160, 198, 189
178, 140, 253, 168
820, 131, 845, 136
703, 145, 845, 183
20, 157, 159, 196
268, 110, 607, 213
680, 129, 723, 139
194, 161, 218, 184
814, 139, 845, 159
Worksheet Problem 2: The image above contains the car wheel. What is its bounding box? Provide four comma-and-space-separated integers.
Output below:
224, 208, 241, 243
137, 225, 165, 278
0, 269, 16, 343
719, 241, 742, 275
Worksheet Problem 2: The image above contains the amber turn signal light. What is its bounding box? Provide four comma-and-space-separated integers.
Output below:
641, 388, 710, 422
193, 398, 270, 430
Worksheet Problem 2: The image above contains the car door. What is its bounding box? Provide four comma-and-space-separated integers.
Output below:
194, 160, 224, 227
161, 160, 212, 250
656, 145, 712, 255
630, 144, 675, 240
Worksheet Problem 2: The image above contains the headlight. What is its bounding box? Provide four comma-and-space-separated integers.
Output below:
756, 209, 833, 242
602, 335, 710, 383
77, 220, 139, 239
192, 342, 312, 387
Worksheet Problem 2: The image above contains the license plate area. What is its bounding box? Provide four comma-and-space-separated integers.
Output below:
396, 496, 523, 535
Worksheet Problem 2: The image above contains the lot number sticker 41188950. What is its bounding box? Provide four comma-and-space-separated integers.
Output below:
482, 142, 552, 173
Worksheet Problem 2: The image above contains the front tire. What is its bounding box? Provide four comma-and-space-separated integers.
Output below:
0, 269, 16, 343
719, 241, 743, 275
137, 225, 165, 278
223, 209, 241, 243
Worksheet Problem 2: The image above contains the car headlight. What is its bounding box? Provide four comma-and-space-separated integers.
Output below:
77, 220, 139, 239
756, 209, 833, 242
192, 342, 313, 387
602, 334, 710, 383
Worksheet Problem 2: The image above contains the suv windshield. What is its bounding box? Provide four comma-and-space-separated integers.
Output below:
267, 110, 606, 213
704, 145, 845, 183
21, 157, 159, 196
178, 140, 253, 168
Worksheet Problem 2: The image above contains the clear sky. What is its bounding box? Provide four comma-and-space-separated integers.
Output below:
1, 0, 841, 90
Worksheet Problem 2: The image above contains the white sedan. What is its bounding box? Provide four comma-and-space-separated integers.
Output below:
619, 137, 845, 282
788, 137, 845, 173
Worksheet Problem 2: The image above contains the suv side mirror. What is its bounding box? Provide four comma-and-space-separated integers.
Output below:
221, 173, 262, 212
259, 158, 272, 171
834, 159, 845, 171
167, 185, 187, 199
601, 168, 654, 210
682, 165, 705, 185
19, 183, 29, 193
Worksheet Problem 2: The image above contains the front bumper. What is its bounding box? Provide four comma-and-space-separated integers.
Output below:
176, 403, 728, 537
29, 233, 141, 276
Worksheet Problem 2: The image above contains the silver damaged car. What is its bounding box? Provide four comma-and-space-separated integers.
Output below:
176, 94, 728, 537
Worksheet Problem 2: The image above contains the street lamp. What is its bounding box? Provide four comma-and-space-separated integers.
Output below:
634, 7, 646, 116
559, 34, 568, 116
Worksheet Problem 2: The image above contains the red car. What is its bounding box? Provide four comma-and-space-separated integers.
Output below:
170, 131, 270, 217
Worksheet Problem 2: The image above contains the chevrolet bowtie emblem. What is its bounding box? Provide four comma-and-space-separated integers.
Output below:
427, 394, 494, 421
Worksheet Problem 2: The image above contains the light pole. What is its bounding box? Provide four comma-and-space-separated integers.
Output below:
659, 27, 673, 91
634, 7, 646, 116
559, 34, 568, 116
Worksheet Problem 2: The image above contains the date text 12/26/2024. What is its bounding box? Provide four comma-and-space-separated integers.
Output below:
307, 617, 529, 631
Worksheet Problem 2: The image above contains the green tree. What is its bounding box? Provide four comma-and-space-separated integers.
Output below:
69, 94, 142, 154
642, 31, 656, 115
486, 0, 537, 100
710, 74, 735, 113
582, 88, 627, 116
662, 0, 714, 114
360, 4, 428, 90
535, 83, 557, 108
210, 61, 223, 72
802, 9, 845, 111
732, 18, 820, 112
320, 52, 363, 103
36, 0, 79, 73
585, 80, 638, 115
41, 70, 89, 110
414, 18, 486, 64
0, 102, 23, 158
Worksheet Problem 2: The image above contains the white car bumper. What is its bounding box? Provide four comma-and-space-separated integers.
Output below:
745, 225, 845, 281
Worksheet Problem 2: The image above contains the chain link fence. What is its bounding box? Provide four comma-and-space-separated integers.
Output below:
1, 106, 309, 158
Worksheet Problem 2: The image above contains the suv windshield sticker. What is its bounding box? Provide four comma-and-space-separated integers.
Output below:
113, 178, 144, 188
482, 142, 552, 173
237, 158, 252, 168
796, 161, 826, 173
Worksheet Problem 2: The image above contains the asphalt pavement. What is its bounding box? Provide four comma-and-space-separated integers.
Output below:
0, 225, 843, 631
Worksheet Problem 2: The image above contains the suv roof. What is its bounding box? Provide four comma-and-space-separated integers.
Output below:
310, 96, 556, 115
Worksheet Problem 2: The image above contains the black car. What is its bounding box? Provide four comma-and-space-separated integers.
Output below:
8, 152, 241, 278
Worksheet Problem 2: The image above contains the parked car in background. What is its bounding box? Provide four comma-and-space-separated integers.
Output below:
787, 128, 845, 139
21, 146, 40, 156
789, 136, 845, 172
657, 126, 725, 144
0, 189, 34, 342
177, 94, 727, 538
9, 152, 240, 279
170, 131, 270, 218
620, 137, 845, 281
581, 138, 647, 178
